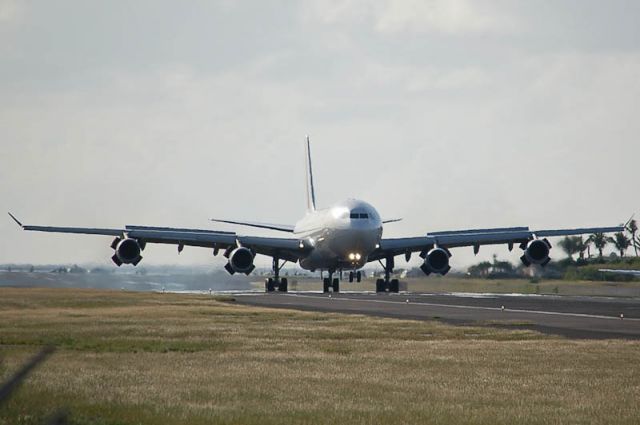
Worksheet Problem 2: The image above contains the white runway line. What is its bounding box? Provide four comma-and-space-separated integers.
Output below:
284, 294, 640, 322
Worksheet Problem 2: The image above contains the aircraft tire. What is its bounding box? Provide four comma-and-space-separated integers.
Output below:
323, 278, 330, 293
349, 272, 354, 283
390, 279, 400, 293
266, 278, 276, 292
356, 271, 361, 282
278, 278, 288, 292
332, 278, 340, 293
375, 279, 385, 293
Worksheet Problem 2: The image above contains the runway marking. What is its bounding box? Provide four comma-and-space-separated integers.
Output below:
281, 294, 640, 322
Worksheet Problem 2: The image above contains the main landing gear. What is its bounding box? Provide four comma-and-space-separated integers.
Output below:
322, 270, 340, 293
376, 256, 399, 293
265, 256, 288, 293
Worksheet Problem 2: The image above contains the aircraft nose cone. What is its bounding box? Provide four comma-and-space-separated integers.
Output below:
332, 226, 381, 259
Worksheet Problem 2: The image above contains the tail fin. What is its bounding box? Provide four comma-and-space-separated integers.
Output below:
305, 136, 317, 212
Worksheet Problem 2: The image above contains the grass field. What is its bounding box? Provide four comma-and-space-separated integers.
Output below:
0, 288, 639, 424
279, 276, 640, 298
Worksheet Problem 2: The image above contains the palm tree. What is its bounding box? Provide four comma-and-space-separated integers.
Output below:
607, 232, 631, 258
468, 261, 492, 277
589, 232, 608, 258
574, 236, 589, 260
558, 236, 579, 260
627, 219, 638, 257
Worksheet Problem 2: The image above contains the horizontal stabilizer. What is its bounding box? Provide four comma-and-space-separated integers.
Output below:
382, 218, 403, 224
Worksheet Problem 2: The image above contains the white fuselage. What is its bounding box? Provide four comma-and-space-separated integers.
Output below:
293, 199, 383, 271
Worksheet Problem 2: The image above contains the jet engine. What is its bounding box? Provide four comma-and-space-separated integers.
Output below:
224, 247, 255, 275
111, 238, 142, 266
420, 247, 451, 276
520, 239, 551, 266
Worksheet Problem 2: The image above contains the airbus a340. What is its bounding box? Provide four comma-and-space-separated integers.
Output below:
9, 138, 624, 293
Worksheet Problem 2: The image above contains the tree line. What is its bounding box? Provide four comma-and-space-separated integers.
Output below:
557, 219, 640, 260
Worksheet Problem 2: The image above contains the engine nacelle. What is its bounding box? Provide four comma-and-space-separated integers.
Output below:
112, 238, 142, 266
224, 247, 255, 275
520, 239, 551, 267
420, 247, 451, 276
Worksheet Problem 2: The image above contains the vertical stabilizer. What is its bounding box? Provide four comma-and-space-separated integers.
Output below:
305, 136, 317, 212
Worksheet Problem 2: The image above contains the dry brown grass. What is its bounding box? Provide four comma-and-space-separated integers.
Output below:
281, 276, 640, 297
0, 287, 639, 424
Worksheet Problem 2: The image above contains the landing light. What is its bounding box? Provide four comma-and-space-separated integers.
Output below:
349, 253, 356, 260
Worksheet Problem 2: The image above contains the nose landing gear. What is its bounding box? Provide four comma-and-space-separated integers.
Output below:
348, 271, 362, 283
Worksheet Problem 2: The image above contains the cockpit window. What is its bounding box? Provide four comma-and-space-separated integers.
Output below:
350, 212, 370, 220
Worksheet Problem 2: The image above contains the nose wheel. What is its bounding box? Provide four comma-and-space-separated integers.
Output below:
348, 271, 362, 283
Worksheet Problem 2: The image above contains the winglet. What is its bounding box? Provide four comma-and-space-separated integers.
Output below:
7, 212, 23, 228
624, 214, 635, 231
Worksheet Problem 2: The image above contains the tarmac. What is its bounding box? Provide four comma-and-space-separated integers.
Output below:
234, 291, 640, 339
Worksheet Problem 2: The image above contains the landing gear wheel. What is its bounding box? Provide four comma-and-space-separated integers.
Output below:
332, 278, 340, 293
376, 279, 385, 293
349, 272, 354, 283
265, 278, 276, 292
278, 278, 288, 292
356, 271, 362, 282
390, 279, 399, 293
323, 278, 330, 293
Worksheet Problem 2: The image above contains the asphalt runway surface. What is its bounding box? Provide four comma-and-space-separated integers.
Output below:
235, 292, 640, 339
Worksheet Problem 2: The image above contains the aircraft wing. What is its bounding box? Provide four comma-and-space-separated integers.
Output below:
371, 225, 624, 260
8, 214, 309, 262
209, 218, 295, 233
598, 269, 640, 276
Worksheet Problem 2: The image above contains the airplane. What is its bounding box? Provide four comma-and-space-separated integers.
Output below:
8, 137, 625, 293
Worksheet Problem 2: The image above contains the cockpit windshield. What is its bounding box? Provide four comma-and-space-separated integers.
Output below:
350, 212, 369, 220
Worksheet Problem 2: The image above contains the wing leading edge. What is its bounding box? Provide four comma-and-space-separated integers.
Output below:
8, 213, 308, 263
208, 218, 295, 233
373, 225, 624, 260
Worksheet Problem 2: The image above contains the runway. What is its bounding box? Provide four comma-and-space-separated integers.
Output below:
234, 292, 640, 339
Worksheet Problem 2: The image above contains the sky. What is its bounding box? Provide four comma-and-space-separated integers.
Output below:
1, 0, 639, 271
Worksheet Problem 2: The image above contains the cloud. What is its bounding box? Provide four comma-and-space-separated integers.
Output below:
2, 1, 638, 268
376, 0, 519, 35
303, 0, 519, 35
355, 63, 491, 93
0, 0, 22, 22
